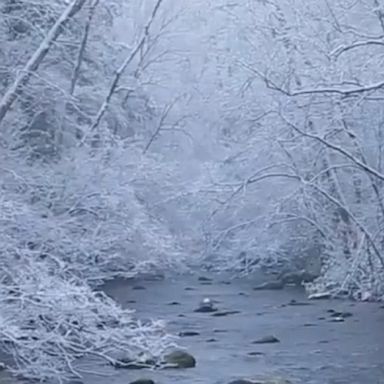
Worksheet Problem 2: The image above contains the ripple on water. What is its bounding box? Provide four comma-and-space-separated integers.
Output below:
91, 275, 384, 384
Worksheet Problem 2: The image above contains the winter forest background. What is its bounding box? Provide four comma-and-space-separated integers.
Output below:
1, 0, 384, 381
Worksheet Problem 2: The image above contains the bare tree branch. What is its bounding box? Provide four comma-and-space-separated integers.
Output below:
70, 0, 100, 95
331, 39, 384, 58
143, 96, 184, 154
240, 61, 384, 96
0, 0, 87, 125
280, 115, 384, 182
82, 0, 165, 141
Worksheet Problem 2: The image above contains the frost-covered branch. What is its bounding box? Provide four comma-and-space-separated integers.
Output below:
281, 115, 384, 182
83, 0, 165, 138
0, 262, 174, 382
70, 0, 100, 95
0, 0, 87, 124
331, 39, 384, 58
241, 61, 384, 96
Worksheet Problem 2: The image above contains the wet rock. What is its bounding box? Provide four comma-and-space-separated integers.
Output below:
330, 311, 353, 318
253, 281, 284, 290
194, 305, 217, 313
281, 270, 317, 285
212, 310, 241, 317
329, 317, 345, 323
129, 380, 155, 384
179, 331, 200, 337
308, 292, 332, 300
0, 362, 5, 371
194, 298, 218, 313
229, 377, 292, 384
252, 335, 280, 344
287, 299, 312, 306
132, 285, 146, 290
198, 276, 212, 282
163, 350, 196, 368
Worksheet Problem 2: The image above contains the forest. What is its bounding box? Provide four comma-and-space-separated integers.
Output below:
0, 0, 383, 382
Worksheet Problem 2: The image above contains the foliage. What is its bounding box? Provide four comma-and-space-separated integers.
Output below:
1, 0, 384, 381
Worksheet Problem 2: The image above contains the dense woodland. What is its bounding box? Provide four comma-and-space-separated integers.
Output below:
0, 0, 384, 381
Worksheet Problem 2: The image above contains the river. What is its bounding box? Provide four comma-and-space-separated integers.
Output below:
2, 273, 383, 384
96, 274, 384, 384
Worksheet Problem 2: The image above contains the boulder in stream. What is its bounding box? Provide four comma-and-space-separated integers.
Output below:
194, 298, 218, 313
329, 311, 353, 319
129, 380, 155, 384
229, 377, 292, 384
132, 285, 146, 290
252, 335, 280, 344
198, 276, 213, 282
179, 331, 200, 337
163, 349, 196, 368
212, 310, 241, 317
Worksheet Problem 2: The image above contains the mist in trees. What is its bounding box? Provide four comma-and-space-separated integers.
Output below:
0, 0, 383, 381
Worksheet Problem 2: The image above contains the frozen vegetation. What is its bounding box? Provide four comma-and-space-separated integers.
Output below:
0, 0, 383, 382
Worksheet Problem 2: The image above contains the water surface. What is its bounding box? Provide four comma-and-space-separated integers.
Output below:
90, 274, 384, 384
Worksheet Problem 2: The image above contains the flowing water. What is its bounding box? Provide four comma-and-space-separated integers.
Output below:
2, 274, 383, 384
95, 274, 384, 384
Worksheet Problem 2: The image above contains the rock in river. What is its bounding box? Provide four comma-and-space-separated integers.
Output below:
329, 311, 353, 319
179, 331, 200, 337
129, 380, 155, 384
252, 335, 280, 344
212, 310, 241, 317
194, 297, 218, 313
198, 276, 213, 282
132, 285, 146, 290
163, 350, 196, 368
228, 377, 292, 384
